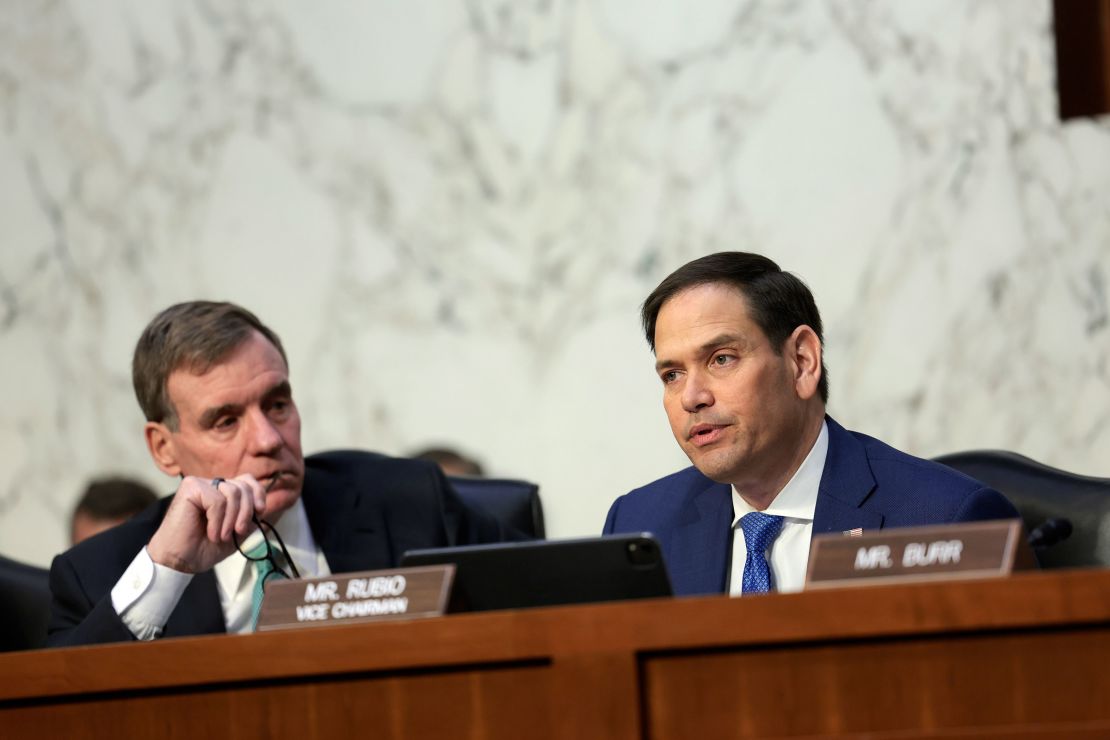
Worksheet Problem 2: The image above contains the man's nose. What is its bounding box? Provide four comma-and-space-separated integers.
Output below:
246, 408, 283, 455
681, 370, 714, 413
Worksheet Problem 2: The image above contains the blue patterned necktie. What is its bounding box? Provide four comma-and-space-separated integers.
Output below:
246, 540, 288, 631
739, 512, 784, 594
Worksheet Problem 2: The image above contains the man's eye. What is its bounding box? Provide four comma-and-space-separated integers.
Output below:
661, 371, 678, 384
712, 354, 733, 366
215, 417, 236, 429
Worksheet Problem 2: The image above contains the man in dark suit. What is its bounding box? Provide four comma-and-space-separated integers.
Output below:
48, 301, 506, 646
604, 252, 1018, 596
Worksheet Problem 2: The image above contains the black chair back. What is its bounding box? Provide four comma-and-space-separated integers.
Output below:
449, 477, 545, 540
305, 449, 544, 540
934, 450, 1110, 568
0, 554, 51, 652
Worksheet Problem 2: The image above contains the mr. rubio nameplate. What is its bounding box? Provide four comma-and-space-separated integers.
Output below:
255, 565, 455, 632
805, 519, 1032, 590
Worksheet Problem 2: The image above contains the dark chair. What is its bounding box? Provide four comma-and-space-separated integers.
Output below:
308, 449, 545, 539
449, 476, 545, 540
0, 554, 51, 652
933, 450, 1110, 568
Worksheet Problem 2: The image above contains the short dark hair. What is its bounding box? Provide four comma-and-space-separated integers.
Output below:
73, 477, 158, 523
132, 301, 287, 429
641, 251, 829, 403
411, 447, 485, 477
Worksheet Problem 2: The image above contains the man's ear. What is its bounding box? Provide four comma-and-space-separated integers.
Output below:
788, 325, 823, 401
144, 422, 182, 477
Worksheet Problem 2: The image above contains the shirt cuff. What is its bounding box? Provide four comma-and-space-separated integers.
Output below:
110, 546, 194, 641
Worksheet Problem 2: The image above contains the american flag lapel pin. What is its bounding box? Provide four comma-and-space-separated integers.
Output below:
844, 528, 863, 538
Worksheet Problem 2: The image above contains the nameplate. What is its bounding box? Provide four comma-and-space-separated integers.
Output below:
255, 565, 455, 632
805, 519, 1033, 589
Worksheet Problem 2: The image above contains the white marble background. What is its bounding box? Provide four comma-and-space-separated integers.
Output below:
1, 0, 1108, 567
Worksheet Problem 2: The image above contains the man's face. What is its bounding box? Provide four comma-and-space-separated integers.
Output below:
653, 283, 815, 491
153, 330, 305, 519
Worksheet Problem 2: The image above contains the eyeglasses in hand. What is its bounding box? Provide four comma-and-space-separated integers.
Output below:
233, 514, 302, 586
217, 474, 303, 588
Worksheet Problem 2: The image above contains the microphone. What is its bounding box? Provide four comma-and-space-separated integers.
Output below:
1027, 518, 1073, 549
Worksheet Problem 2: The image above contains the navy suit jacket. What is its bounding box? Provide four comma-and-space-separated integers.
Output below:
48, 451, 508, 646
603, 417, 1020, 595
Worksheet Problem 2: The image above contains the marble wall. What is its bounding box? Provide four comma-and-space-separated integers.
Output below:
1, 0, 1108, 566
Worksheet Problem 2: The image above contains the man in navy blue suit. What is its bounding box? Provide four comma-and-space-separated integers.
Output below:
604, 252, 1018, 596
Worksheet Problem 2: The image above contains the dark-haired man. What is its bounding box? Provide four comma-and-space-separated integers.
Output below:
70, 477, 158, 545
604, 252, 1018, 596
49, 302, 509, 646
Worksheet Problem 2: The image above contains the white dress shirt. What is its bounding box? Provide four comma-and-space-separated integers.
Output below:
111, 497, 329, 639
728, 420, 829, 596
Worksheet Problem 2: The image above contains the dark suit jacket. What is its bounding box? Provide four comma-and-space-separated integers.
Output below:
603, 417, 1021, 595
48, 451, 509, 646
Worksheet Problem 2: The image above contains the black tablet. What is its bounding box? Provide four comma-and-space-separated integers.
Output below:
400, 533, 673, 613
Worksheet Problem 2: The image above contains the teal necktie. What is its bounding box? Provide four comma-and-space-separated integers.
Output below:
246, 539, 287, 631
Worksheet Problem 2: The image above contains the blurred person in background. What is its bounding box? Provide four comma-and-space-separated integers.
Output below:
412, 446, 485, 477
71, 477, 159, 545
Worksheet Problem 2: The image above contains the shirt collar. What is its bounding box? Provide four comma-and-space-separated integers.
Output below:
213, 496, 314, 598
732, 419, 829, 523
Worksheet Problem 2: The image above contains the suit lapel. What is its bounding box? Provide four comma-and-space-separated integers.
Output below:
813, 417, 885, 535
664, 479, 734, 595
302, 464, 391, 574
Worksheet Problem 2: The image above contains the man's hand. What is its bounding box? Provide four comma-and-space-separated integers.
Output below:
147, 475, 268, 573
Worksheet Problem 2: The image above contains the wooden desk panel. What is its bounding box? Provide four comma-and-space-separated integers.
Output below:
2, 569, 1109, 739
2, 662, 559, 740
643, 627, 1110, 738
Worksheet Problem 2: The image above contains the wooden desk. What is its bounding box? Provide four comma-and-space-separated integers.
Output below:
3, 569, 1110, 738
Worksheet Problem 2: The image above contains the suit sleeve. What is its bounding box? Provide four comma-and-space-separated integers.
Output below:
952, 486, 1021, 523
46, 553, 137, 648
602, 495, 623, 534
